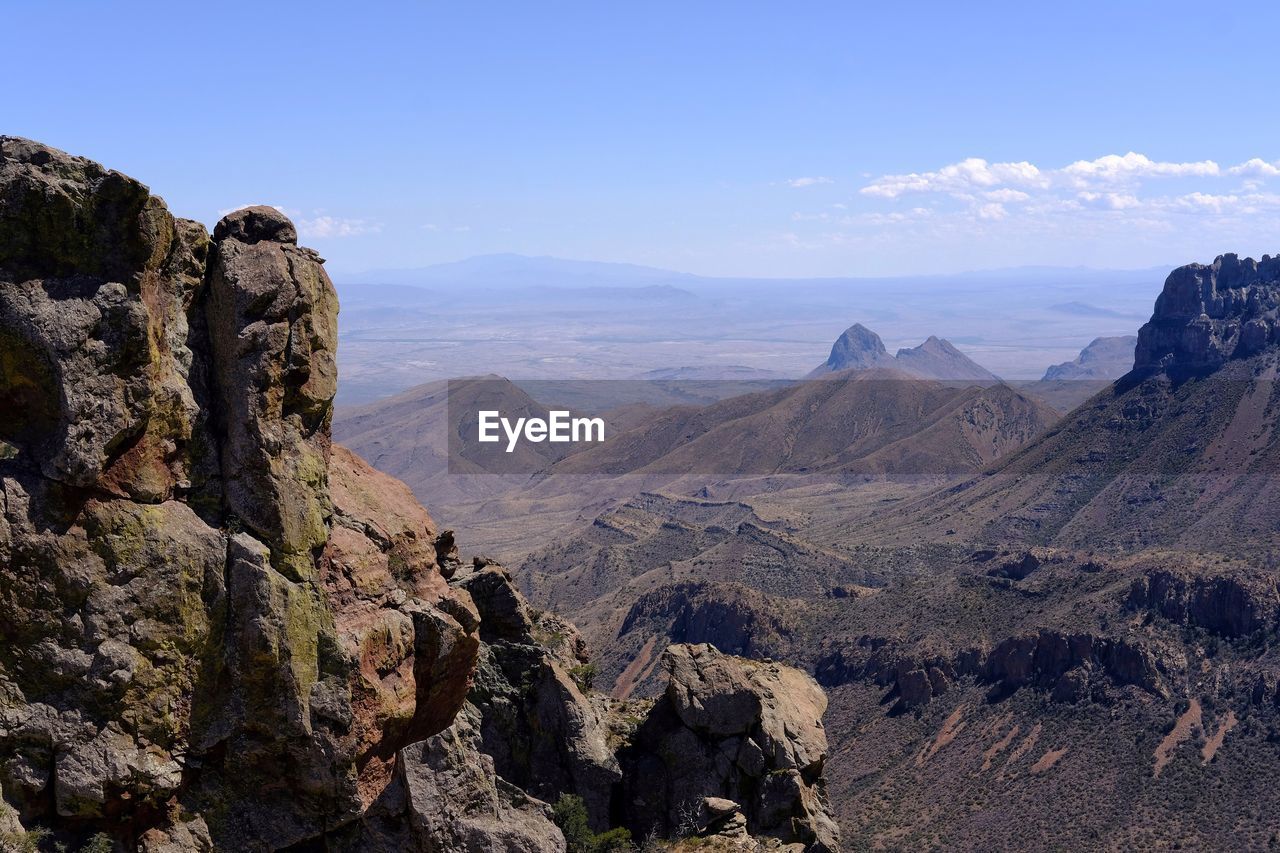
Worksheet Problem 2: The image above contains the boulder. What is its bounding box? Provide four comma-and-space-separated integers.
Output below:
621, 643, 840, 851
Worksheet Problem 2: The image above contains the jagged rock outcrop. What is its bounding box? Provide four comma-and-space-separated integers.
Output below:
0, 138, 478, 851
815, 625, 1165, 712
452, 563, 621, 831
620, 643, 841, 851
1134, 253, 1280, 375
396, 703, 566, 853
0, 136, 215, 503
206, 205, 339, 581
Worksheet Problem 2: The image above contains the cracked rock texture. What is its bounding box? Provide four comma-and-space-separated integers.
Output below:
620, 643, 841, 851
0, 137, 478, 851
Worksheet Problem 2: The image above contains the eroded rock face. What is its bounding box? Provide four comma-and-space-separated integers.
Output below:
0, 137, 215, 503
0, 138, 477, 851
1126, 568, 1277, 638
621, 643, 841, 852
324, 445, 480, 806
398, 703, 567, 853
1135, 253, 1280, 375
455, 565, 621, 831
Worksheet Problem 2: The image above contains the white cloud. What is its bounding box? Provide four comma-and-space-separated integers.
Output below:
1228, 158, 1280, 178
846, 152, 1280, 238
1077, 191, 1142, 210
984, 189, 1030, 203
1060, 152, 1219, 183
860, 158, 1043, 199
775, 151, 1280, 268
787, 176, 834, 188
296, 215, 379, 239
858, 152, 1275, 203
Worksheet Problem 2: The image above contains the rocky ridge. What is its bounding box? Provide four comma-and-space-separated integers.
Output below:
0, 138, 839, 851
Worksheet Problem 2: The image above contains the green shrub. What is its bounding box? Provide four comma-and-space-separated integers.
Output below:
81, 834, 114, 853
569, 663, 599, 692
552, 794, 634, 853
0, 827, 49, 853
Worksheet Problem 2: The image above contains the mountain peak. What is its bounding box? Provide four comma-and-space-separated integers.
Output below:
809, 323, 997, 381
825, 323, 891, 371
1135, 252, 1280, 375
894, 335, 998, 382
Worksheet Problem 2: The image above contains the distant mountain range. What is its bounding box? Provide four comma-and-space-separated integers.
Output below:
335, 253, 1169, 291
339, 253, 697, 288
330, 253, 1158, 397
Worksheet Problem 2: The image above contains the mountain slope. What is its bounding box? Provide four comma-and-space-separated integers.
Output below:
1042, 335, 1137, 381
859, 255, 1280, 557
895, 335, 1001, 381
510, 252, 1280, 850
549, 369, 1056, 479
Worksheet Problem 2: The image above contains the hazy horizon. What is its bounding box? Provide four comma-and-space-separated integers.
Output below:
328, 251, 1178, 285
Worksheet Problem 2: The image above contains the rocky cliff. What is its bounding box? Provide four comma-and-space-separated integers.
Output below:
1134, 253, 1280, 375
0, 138, 840, 852
0, 137, 482, 850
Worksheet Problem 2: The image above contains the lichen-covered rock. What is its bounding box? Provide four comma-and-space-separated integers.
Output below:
324, 444, 480, 806
621, 643, 841, 851
0, 139, 478, 851
138, 815, 215, 853
0, 138, 845, 852
0, 136, 216, 503
206, 204, 339, 581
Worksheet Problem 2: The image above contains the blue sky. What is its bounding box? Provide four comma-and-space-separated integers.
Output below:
8, 1, 1280, 277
